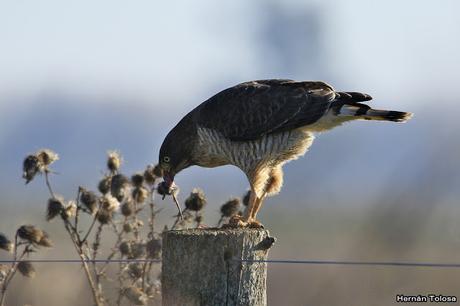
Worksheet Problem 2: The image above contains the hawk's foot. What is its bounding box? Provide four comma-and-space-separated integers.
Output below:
222, 215, 264, 229
248, 220, 264, 229
223, 215, 248, 228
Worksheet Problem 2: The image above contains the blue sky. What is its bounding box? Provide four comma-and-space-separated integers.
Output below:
1, 0, 459, 107
0, 0, 459, 214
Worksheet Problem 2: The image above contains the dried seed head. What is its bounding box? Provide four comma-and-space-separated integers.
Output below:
80, 188, 98, 214
127, 263, 143, 279
132, 186, 149, 204
184, 188, 206, 211
145, 281, 161, 297
123, 286, 148, 305
183, 210, 193, 222
134, 220, 144, 228
153, 164, 163, 177
63, 200, 77, 220
107, 150, 122, 173
242, 190, 251, 207
130, 242, 146, 259
146, 239, 161, 259
36, 149, 59, 167
46, 196, 65, 221
220, 198, 241, 217
22, 155, 41, 184
100, 195, 119, 212
0, 233, 13, 253
17, 261, 36, 278
96, 209, 112, 224
195, 214, 203, 224
37, 231, 53, 248
111, 174, 130, 201
123, 223, 133, 233
131, 173, 144, 187
0, 265, 8, 282
17, 225, 43, 244
121, 201, 134, 217
98, 176, 111, 195
143, 165, 157, 185
119, 241, 132, 256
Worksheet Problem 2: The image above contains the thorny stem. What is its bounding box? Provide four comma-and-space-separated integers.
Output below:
195, 211, 201, 228
148, 187, 156, 235
141, 261, 149, 292
92, 223, 104, 296
116, 276, 124, 306
80, 200, 103, 245
63, 213, 103, 306
113, 219, 128, 306
99, 220, 125, 276
1, 236, 29, 306
81, 215, 99, 246
132, 201, 141, 242
142, 189, 157, 291
92, 224, 103, 266
74, 188, 82, 233
217, 216, 224, 227
171, 208, 188, 230
44, 170, 56, 198
43, 171, 103, 306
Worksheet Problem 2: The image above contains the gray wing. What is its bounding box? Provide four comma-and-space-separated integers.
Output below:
195, 79, 338, 141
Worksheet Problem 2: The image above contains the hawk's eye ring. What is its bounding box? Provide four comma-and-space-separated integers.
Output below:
163, 156, 170, 163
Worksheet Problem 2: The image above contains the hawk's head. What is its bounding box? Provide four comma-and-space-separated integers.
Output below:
158, 124, 194, 188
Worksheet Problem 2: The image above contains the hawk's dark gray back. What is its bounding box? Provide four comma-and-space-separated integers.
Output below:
194, 79, 337, 141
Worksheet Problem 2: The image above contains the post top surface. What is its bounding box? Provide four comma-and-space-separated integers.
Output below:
164, 228, 269, 237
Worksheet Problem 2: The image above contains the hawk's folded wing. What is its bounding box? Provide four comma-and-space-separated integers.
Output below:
196, 79, 337, 141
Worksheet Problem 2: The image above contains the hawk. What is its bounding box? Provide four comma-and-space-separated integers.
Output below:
159, 79, 412, 227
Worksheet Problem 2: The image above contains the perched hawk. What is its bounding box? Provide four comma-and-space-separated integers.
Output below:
159, 79, 412, 227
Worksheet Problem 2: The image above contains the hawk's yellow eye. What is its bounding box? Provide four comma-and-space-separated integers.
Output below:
163, 156, 170, 163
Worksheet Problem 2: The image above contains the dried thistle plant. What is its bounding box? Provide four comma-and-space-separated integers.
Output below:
217, 198, 241, 226
0, 234, 13, 253
242, 190, 251, 207
20, 149, 185, 306
170, 188, 207, 230
22, 149, 59, 184
16, 261, 35, 278
17, 147, 262, 305
107, 150, 122, 174
0, 226, 52, 306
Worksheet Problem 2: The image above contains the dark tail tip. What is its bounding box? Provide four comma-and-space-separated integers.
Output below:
384, 111, 413, 122
361, 109, 413, 122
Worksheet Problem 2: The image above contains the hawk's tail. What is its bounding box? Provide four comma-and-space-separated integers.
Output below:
338, 103, 413, 123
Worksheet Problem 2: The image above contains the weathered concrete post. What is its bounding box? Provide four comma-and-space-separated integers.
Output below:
162, 228, 275, 306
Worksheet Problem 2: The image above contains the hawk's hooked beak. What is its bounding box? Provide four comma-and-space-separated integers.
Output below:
163, 171, 175, 189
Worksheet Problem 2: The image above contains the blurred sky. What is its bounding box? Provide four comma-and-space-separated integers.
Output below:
1, 0, 460, 213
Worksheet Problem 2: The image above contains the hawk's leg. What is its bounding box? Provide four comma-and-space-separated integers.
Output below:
251, 192, 267, 221
247, 192, 266, 228
228, 186, 265, 228
249, 166, 283, 227
242, 190, 265, 228
228, 187, 258, 228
